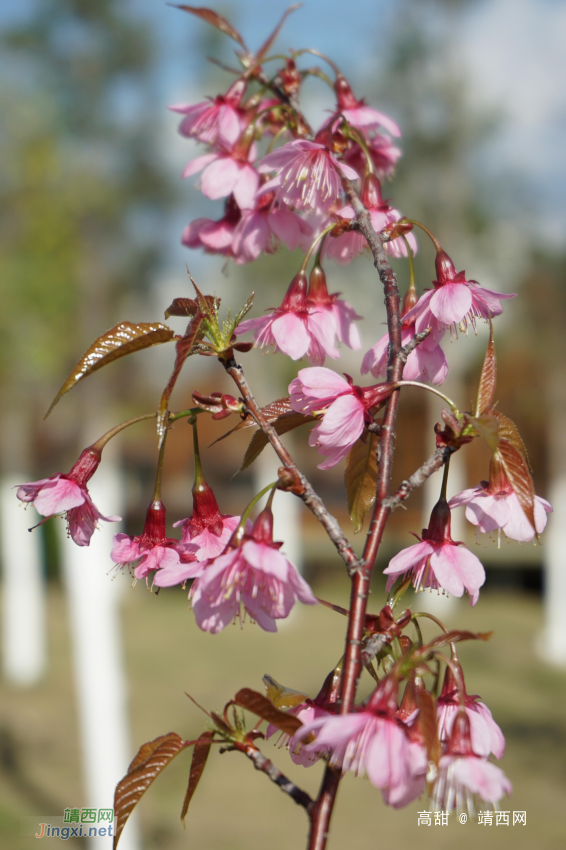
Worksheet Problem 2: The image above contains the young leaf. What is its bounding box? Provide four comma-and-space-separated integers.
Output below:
475, 322, 497, 416
463, 412, 499, 451
114, 733, 190, 849
172, 5, 247, 51
181, 730, 214, 824
254, 4, 301, 63
239, 411, 317, 470
345, 433, 379, 533
165, 297, 200, 318
496, 441, 536, 529
416, 688, 440, 770
46, 322, 174, 417
233, 688, 303, 736
492, 410, 532, 469
212, 397, 295, 444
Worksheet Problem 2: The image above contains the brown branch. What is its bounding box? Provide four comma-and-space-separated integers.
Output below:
230, 742, 314, 812
383, 445, 456, 512
222, 357, 361, 574
398, 329, 430, 363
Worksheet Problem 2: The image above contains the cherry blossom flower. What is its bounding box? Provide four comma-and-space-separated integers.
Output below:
449, 471, 552, 544
437, 666, 505, 760
169, 79, 247, 147
296, 678, 427, 807
343, 132, 402, 180
173, 479, 242, 562
183, 136, 259, 210
182, 195, 242, 257
189, 506, 317, 634
362, 323, 448, 386
230, 192, 313, 263
430, 712, 511, 813
403, 249, 516, 337
289, 367, 394, 469
111, 500, 197, 583
235, 270, 360, 364
16, 448, 120, 547
383, 498, 486, 605
334, 74, 401, 138
257, 127, 358, 212
306, 262, 362, 355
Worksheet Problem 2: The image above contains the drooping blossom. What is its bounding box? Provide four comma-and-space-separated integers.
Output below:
449, 460, 552, 544
111, 500, 197, 583
334, 74, 401, 138
383, 497, 486, 605
169, 79, 247, 147
289, 367, 394, 469
182, 195, 242, 257
403, 249, 516, 338
183, 133, 259, 210
343, 131, 402, 180
235, 270, 360, 364
230, 190, 313, 263
188, 506, 317, 634
362, 323, 448, 386
295, 678, 427, 807
430, 711, 511, 813
436, 666, 505, 760
16, 448, 120, 547
257, 126, 358, 212
173, 478, 242, 562
324, 174, 416, 264
306, 262, 362, 355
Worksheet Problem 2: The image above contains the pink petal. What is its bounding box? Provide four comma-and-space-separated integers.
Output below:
200, 157, 240, 199
33, 478, 86, 515
430, 283, 472, 324
314, 394, 365, 447
111, 533, 141, 564
182, 153, 217, 179
430, 543, 485, 603
271, 313, 311, 359
232, 165, 260, 210
383, 540, 433, 577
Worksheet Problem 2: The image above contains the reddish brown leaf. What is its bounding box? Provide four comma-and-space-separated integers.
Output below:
165, 297, 200, 318
475, 322, 497, 416
240, 411, 317, 470
233, 688, 303, 736
254, 4, 301, 63
46, 322, 174, 417
497, 440, 536, 529
416, 688, 440, 769
492, 410, 531, 469
172, 5, 247, 50
426, 630, 493, 652
181, 731, 214, 824
345, 433, 379, 533
212, 397, 294, 445
114, 733, 190, 849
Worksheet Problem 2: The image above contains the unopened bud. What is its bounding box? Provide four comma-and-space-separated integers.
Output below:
360, 173, 384, 209
380, 219, 413, 243
277, 466, 304, 495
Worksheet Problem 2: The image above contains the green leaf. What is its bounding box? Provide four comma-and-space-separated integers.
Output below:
463, 412, 499, 451
233, 688, 303, 736
180, 731, 214, 825
345, 432, 379, 533
113, 733, 190, 849
475, 322, 497, 416
46, 322, 174, 417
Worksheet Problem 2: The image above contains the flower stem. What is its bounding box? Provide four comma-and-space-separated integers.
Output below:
401, 218, 441, 252
152, 422, 169, 503
300, 224, 337, 273
90, 412, 157, 453
231, 481, 279, 546
392, 381, 458, 413
169, 407, 204, 423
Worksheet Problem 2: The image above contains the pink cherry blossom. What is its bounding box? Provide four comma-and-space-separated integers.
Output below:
289, 367, 393, 469
449, 482, 552, 544
296, 710, 427, 807
432, 754, 512, 811
383, 499, 486, 605
189, 507, 317, 633
324, 174, 416, 263
111, 501, 197, 583
437, 668, 505, 760
16, 448, 120, 547
334, 74, 401, 138
257, 129, 358, 213
182, 195, 241, 256
235, 270, 360, 364
403, 249, 516, 337
230, 193, 313, 263
173, 479, 243, 562
183, 140, 259, 210
343, 132, 402, 180
169, 79, 247, 147
362, 323, 448, 386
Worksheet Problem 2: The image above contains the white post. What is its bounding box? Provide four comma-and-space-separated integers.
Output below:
1, 475, 46, 686
59, 464, 140, 849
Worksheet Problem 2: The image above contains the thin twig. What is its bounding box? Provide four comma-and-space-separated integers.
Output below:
222, 357, 361, 574
231, 743, 314, 812
383, 445, 455, 511
398, 329, 430, 363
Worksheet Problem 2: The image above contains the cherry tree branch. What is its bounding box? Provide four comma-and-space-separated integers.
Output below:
383, 444, 456, 511
222, 357, 362, 574
230, 742, 314, 812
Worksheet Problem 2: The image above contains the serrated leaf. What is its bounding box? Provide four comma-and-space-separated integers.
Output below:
212, 397, 294, 445
233, 292, 255, 328
46, 322, 174, 417
496, 441, 536, 529
464, 412, 499, 451
345, 433, 379, 533
181, 731, 214, 824
491, 410, 531, 469
114, 733, 190, 849
254, 4, 301, 63
165, 297, 200, 318
233, 688, 303, 736
240, 411, 317, 470
475, 322, 497, 416
172, 5, 247, 50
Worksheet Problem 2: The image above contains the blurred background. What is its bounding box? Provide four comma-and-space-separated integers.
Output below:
1, 0, 565, 848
